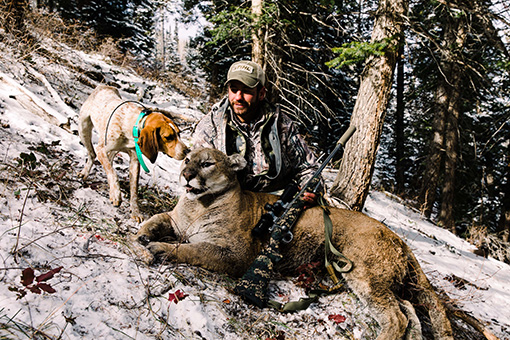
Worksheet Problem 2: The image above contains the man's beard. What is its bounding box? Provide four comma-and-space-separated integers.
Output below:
230, 97, 260, 122
231, 100, 250, 115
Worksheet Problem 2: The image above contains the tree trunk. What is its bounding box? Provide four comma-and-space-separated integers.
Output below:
209, 63, 220, 104
439, 78, 462, 233
251, 0, 264, 66
330, 0, 408, 210
395, 43, 405, 195
418, 3, 467, 229
438, 21, 467, 233
419, 78, 447, 218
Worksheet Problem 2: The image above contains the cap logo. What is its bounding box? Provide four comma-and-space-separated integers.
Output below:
231, 64, 254, 74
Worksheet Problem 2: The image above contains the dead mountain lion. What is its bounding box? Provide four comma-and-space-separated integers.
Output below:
136, 147, 453, 340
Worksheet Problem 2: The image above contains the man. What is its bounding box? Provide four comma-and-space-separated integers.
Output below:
192, 60, 322, 198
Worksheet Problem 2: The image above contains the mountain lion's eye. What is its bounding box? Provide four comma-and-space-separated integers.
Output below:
202, 161, 214, 168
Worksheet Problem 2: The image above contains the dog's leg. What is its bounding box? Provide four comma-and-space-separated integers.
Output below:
78, 113, 96, 179
95, 144, 122, 206
128, 149, 142, 222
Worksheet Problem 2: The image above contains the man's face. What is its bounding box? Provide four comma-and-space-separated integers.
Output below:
228, 80, 266, 123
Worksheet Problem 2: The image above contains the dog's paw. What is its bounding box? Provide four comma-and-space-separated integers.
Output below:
78, 170, 89, 180
79, 162, 93, 180
131, 212, 144, 223
109, 187, 122, 206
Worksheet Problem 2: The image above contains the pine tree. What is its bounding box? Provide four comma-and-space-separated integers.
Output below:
184, 0, 359, 149
378, 0, 510, 234
330, 0, 409, 210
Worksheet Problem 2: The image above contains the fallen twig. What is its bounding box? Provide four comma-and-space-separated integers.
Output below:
11, 181, 33, 263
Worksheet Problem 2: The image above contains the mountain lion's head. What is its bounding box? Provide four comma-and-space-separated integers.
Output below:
180, 148, 247, 199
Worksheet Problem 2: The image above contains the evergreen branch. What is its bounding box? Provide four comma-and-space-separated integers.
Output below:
326, 37, 396, 69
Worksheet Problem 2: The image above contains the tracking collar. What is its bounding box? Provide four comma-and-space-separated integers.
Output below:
132, 109, 151, 173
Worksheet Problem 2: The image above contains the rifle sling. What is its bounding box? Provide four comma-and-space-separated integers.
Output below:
268, 199, 353, 313
321, 197, 353, 275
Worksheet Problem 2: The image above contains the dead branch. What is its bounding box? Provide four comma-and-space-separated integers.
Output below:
445, 302, 501, 340
0, 71, 71, 132
26, 65, 77, 118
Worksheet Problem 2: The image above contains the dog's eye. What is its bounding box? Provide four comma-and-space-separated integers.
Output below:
161, 133, 174, 141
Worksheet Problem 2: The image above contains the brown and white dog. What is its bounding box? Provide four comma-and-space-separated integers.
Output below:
78, 85, 188, 221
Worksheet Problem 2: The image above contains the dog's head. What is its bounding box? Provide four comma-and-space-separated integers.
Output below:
137, 113, 189, 163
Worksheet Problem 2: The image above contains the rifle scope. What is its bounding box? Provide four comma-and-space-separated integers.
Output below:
251, 183, 299, 238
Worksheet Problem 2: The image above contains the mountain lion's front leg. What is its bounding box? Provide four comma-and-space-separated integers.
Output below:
136, 212, 177, 245
146, 241, 247, 277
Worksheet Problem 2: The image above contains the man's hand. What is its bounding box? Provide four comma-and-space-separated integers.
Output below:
302, 192, 318, 209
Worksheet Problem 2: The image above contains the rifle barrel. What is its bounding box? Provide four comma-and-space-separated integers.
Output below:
275, 126, 356, 240
298, 126, 357, 197
338, 125, 356, 147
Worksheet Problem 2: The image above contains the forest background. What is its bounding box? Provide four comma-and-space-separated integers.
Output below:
2, 0, 509, 259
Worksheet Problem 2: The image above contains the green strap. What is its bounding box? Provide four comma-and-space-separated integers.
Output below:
268, 288, 342, 312
268, 295, 319, 312
267, 198, 353, 313
132, 110, 151, 173
322, 201, 353, 274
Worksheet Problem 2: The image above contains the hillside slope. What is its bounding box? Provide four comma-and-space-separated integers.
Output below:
0, 36, 509, 340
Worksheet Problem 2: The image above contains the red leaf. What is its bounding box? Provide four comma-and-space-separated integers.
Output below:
328, 314, 346, 324
265, 331, 285, 340
169, 289, 188, 304
296, 273, 315, 289
296, 261, 321, 274
36, 266, 63, 282
21, 268, 35, 287
28, 285, 41, 294
37, 283, 56, 294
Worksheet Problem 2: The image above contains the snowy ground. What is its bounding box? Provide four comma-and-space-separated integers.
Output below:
0, 37, 509, 340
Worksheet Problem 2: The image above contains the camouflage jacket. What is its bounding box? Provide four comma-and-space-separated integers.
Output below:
192, 97, 322, 193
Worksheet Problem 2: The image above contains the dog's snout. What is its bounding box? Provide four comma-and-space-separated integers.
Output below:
172, 142, 189, 161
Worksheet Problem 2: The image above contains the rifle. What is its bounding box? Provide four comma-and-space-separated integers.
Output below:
233, 126, 356, 308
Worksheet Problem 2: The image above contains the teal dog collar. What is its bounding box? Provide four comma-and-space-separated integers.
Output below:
132, 109, 151, 173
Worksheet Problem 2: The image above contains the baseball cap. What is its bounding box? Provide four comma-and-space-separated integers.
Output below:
225, 60, 266, 88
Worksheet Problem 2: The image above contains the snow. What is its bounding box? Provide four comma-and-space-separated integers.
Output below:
0, 37, 509, 340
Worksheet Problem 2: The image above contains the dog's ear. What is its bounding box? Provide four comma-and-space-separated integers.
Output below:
138, 126, 159, 163
228, 153, 247, 172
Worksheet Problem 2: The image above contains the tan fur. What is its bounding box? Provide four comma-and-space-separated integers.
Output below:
136, 148, 453, 340
78, 85, 188, 221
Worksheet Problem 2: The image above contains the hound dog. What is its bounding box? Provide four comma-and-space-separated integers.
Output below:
78, 85, 188, 222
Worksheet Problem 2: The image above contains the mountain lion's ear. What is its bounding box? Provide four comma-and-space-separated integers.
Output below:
228, 153, 247, 172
